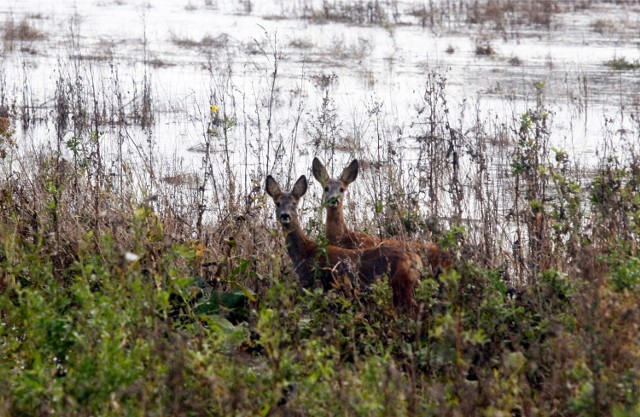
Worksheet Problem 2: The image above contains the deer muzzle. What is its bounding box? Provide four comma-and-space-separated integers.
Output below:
279, 213, 291, 224
326, 196, 340, 207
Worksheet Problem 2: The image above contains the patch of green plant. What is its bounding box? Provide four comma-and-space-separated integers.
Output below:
605, 57, 640, 70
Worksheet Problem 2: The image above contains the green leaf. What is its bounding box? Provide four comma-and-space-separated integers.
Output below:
195, 290, 248, 316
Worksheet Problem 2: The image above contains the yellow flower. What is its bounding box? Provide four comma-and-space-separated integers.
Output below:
210, 105, 219, 113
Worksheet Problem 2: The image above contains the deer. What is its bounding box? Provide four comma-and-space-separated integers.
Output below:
311, 157, 453, 275
265, 174, 422, 312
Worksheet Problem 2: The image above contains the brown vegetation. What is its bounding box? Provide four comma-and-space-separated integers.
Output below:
2, 16, 46, 52
0, 2, 639, 415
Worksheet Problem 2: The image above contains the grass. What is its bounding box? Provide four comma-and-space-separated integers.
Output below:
3, 17, 46, 42
295, 0, 565, 33
1, 2, 639, 415
475, 42, 495, 56
605, 57, 640, 71
509, 56, 523, 66
288, 38, 315, 49
1, 71, 640, 415
302, 1, 391, 26
170, 32, 229, 50
591, 18, 615, 35
0, 159, 639, 415
2, 16, 47, 52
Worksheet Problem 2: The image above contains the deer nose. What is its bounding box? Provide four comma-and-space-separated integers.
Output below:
327, 197, 340, 206
279, 213, 291, 223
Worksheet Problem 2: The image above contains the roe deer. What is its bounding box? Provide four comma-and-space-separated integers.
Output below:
312, 157, 453, 274
266, 174, 422, 312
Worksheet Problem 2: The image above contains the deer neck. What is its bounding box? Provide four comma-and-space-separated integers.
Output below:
282, 220, 319, 285
325, 205, 348, 242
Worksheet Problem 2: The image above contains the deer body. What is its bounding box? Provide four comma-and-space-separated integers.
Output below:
266, 175, 421, 310
312, 157, 453, 273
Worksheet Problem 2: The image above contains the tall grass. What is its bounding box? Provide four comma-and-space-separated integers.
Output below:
1, 4, 639, 416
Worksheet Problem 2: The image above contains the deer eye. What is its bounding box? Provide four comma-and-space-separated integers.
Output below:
276, 202, 281, 207
324, 187, 329, 192
339, 187, 345, 193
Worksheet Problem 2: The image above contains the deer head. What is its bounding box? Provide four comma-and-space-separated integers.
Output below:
265, 175, 308, 229
312, 157, 358, 208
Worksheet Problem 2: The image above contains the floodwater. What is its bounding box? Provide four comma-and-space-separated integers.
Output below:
2, 0, 640, 196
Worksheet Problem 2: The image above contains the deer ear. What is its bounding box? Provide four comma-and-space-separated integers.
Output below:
340, 159, 359, 185
312, 157, 329, 184
265, 175, 282, 199
292, 175, 308, 199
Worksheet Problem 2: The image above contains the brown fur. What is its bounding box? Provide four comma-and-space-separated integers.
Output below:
266, 174, 422, 312
312, 157, 454, 273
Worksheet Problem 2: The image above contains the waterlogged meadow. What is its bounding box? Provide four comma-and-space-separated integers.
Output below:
1, 0, 640, 415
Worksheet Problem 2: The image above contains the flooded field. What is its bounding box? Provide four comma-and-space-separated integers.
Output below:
2, 0, 640, 223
